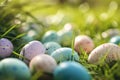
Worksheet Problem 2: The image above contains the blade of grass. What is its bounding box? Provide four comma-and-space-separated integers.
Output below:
11, 33, 26, 41
1, 25, 17, 38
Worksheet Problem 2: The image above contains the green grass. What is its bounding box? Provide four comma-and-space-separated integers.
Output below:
0, 0, 120, 80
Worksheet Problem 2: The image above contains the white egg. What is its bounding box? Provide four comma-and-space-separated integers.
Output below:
88, 43, 120, 64
74, 35, 94, 54
20, 40, 45, 63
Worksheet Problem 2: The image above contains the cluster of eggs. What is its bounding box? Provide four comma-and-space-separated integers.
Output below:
1, 23, 120, 80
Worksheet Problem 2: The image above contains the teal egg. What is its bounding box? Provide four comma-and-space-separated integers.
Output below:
54, 61, 92, 80
0, 58, 31, 80
44, 42, 61, 55
109, 36, 120, 45
42, 30, 60, 43
51, 48, 79, 63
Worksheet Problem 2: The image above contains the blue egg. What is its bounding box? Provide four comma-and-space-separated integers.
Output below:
0, 58, 31, 80
44, 42, 61, 55
109, 36, 120, 45
42, 30, 60, 43
54, 61, 92, 80
51, 48, 79, 63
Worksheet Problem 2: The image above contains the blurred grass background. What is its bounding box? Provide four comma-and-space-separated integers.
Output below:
0, 0, 120, 80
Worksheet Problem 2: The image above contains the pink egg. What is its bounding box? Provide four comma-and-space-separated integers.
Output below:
29, 54, 57, 74
20, 40, 45, 62
74, 35, 94, 54
0, 38, 13, 57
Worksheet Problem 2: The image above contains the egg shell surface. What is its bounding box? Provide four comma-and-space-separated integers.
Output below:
0, 38, 13, 58
29, 54, 57, 74
42, 30, 60, 43
51, 48, 79, 63
0, 58, 31, 80
74, 35, 94, 54
20, 40, 45, 61
109, 36, 120, 45
44, 42, 61, 55
88, 43, 120, 64
54, 61, 92, 80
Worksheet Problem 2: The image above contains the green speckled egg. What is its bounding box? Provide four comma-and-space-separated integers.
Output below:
51, 48, 79, 63
44, 42, 61, 55
0, 58, 31, 80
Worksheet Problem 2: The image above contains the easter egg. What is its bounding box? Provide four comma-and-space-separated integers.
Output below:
102, 29, 120, 38
109, 36, 120, 45
58, 23, 73, 46
74, 35, 94, 54
88, 43, 120, 64
44, 42, 61, 55
20, 40, 45, 63
58, 30, 73, 46
0, 38, 13, 58
0, 58, 31, 80
51, 48, 79, 63
29, 54, 57, 74
42, 30, 60, 43
54, 61, 92, 80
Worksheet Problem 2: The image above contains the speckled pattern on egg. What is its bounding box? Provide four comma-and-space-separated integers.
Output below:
0, 58, 31, 80
42, 30, 60, 43
54, 61, 92, 80
29, 54, 57, 74
88, 43, 120, 64
20, 40, 45, 62
74, 35, 94, 54
0, 38, 13, 58
51, 48, 79, 63
44, 42, 61, 55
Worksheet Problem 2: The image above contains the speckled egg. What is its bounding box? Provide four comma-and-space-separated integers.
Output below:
51, 48, 79, 63
74, 35, 94, 54
0, 38, 13, 58
54, 61, 92, 80
42, 30, 60, 43
20, 40, 45, 62
109, 36, 120, 45
88, 43, 120, 64
29, 54, 57, 74
0, 58, 31, 80
44, 42, 61, 55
